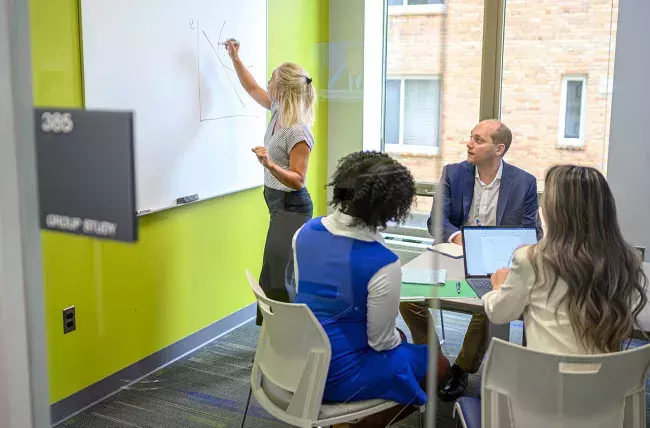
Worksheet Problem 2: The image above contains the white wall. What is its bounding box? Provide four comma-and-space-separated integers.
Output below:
606, 0, 650, 261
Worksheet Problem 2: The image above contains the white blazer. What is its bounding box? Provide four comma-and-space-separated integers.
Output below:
482, 246, 590, 355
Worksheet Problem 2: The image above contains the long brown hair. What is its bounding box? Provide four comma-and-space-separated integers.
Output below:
528, 165, 647, 353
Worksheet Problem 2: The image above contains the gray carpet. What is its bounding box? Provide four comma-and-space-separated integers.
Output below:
57, 312, 650, 428
56, 245, 650, 427
54, 312, 510, 428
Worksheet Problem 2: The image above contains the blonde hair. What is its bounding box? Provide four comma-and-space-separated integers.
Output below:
270, 62, 317, 128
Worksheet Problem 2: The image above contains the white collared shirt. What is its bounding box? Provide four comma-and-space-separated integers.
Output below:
292, 210, 403, 352
449, 161, 503, 243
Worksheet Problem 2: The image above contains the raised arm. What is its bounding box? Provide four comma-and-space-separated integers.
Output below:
226, 39, 272, 110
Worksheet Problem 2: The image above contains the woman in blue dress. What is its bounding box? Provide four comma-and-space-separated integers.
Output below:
293, 151, 450, 426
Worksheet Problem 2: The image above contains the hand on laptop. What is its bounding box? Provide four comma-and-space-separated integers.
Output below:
490, 268, 510, 291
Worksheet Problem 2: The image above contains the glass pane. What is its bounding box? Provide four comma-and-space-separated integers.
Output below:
388, 0, 404, 5
384, 0, 483, 187
564, 80, 583, 139
408, 195, 434, 229
404, 79, 440, 147
385, 79, 402, 146
501, 0, 617, 188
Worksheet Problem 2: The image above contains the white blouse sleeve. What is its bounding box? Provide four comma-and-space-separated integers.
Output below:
482, 247, 534, 325
291, 226, 304, 293
366, 260, 403, 351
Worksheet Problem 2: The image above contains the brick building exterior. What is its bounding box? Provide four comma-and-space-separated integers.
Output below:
386, 0, 617, 207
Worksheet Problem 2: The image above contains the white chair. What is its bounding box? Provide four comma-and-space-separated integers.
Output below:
242, 270, 409, 428
454, 338, 650, 428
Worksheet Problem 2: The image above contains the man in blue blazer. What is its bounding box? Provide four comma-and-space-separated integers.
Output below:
400, 119, 542, 401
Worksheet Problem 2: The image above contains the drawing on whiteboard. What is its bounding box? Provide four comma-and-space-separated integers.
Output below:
202, 28, 245, 108
195, 19, 259, 122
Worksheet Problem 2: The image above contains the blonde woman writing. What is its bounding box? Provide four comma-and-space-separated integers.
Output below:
226, 39, 317, 325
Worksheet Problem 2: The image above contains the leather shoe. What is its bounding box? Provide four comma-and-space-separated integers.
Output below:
438, 364, 468, 401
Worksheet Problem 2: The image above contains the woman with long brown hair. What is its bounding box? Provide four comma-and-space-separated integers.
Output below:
484, 165, 647, 353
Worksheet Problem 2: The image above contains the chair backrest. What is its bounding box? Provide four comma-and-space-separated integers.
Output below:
481, 338, 650, 428
245, 270, 332, 425
634, 246, 645, 262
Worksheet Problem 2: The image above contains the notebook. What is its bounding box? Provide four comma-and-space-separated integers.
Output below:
427, 243, 464, 259
402, 268, 447, 286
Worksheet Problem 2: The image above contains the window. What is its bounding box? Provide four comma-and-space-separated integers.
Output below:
559, 76, 587, 146
368, 0, 484, 230
501, 1, 616, 188
384, 78, 441, 154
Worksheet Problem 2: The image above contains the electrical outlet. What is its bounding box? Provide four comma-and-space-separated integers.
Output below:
63, 306, 76, 334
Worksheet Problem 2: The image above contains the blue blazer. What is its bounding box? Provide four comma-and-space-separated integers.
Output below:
429, 161, 543, 242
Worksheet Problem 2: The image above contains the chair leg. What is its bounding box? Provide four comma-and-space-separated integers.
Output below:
240, 386, 252, 428
439, 309, 446, 343
418, 406, 424, 428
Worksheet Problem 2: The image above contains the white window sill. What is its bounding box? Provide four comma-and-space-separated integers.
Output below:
388, 4, 446, 17
385, 144, 440, 156
556, 138, 585, 150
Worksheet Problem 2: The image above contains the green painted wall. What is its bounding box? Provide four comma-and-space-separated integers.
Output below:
29, 0, 328, 403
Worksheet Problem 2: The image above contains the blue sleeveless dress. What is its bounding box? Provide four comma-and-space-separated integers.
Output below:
294, 217, 428, 406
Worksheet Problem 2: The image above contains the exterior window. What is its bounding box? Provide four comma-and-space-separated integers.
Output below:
559, 76, 587, 146
384, 78, 441, 154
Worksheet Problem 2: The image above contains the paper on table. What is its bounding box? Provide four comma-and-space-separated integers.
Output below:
401, 268, 447, 285
427, 243, 464, 259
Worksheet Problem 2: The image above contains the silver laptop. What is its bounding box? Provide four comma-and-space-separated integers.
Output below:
462, 226, 538, 297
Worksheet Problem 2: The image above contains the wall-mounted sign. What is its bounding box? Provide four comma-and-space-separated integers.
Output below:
34, 108, 137, 242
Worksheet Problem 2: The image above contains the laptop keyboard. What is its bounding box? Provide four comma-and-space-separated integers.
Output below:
468, 278, 493, 297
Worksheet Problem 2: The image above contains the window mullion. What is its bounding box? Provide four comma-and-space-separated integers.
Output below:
399, 79, 406, 146
479, 0, 506, 121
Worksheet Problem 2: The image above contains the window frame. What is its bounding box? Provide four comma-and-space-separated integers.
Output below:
388, 0, 446, 16
558, 75, 588, 147
384, 75, 442, 156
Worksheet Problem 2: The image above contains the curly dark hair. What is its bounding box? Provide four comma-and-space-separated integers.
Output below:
327, 151, 416, 230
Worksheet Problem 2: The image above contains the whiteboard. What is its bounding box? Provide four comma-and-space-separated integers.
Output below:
81, 0, 268, 213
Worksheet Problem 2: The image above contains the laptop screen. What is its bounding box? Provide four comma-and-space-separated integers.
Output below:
463, 227, 538, 277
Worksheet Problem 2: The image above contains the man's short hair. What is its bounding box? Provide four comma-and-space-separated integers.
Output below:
492, 121, 512, 156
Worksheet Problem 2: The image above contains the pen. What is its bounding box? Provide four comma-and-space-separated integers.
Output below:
456, 281, 461, 294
